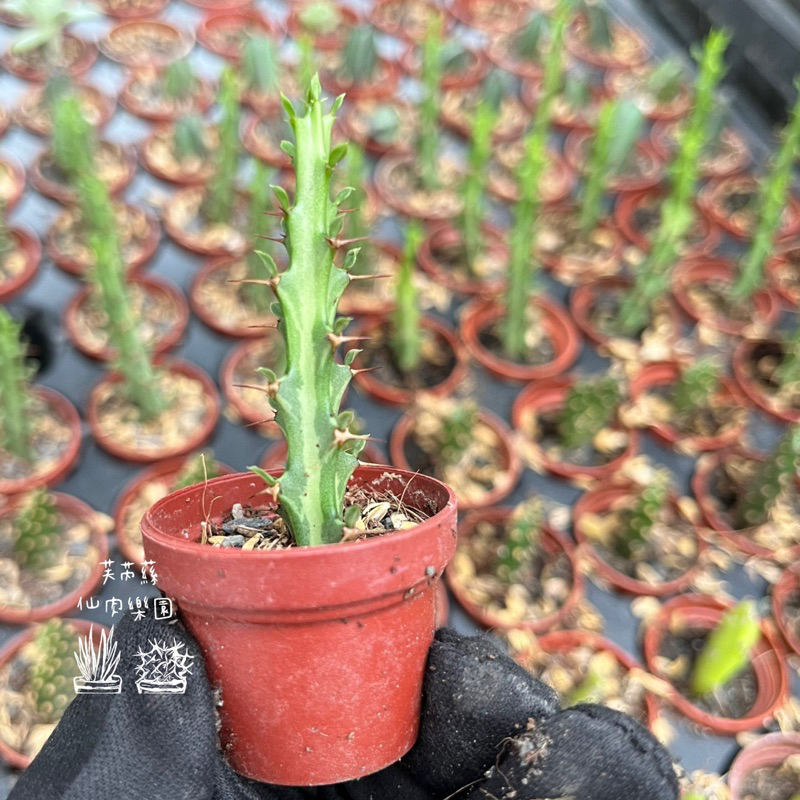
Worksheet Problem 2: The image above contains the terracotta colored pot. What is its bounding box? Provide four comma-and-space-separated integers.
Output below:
448, 0, 528, 34
698, 175, 800, 242
139, 126, 217, 185
772, 567, 800, 658
320, 57, 401, 102
564, 14, 650, 70
242, 114, 292, 169
260, 439, 388, 470
603, 68, 692, 123
0, 387, 82, 496
641, 594, 789, 735
120, 71, 214, 124
99, 20, 195, 67
399, 43, 490, 90
0, 227, 42, 302
521, 78, 609, 133
511, 376, 638, 482
417, 224, 508, 296
87, 359, 220, 464
196, 11, 279, 59
367, 0, 451, 43
345, 315, 467, 407
113, 456, 235, 568
732, 338, 800, 424
728, 732, 800, 800
614, 188, 721, 256
100, 0, 169, 19
460, 296, 581, 382
286, 4, 359, 51
569, 276, 683, 351
767, 246, 800, 309
516, 629, 660, 731
485, 33, 544, 80
141, 467, 457, 784
488, 148, 575, 205
335, 97, 415, 158
672, 258, 781, 338
629, 361, 747, 452
0, 154, 25, 213
185, 0, 252, 9
0, 620, 108, 770
15, 84, 115, 137
563, 130, 664, 194
65, 276, 189, 362
389, 409, 521, 511
0, 493, 108, 625
2, 33, 97, 82
31, 143, 136, 205
573, 483, 706, 596
446, 507, 583, 633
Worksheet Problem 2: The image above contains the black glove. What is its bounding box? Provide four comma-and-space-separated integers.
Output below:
9, 614, 679, 800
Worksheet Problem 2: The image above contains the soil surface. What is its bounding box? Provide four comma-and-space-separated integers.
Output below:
739, 758, 800, 800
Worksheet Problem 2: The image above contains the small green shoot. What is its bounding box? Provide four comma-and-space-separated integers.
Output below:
390, 222, 423, 374
558, 376, 620, 451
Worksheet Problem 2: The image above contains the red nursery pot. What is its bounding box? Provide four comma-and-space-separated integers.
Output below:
641, 594, 788, 734
196, 11, 279, 59
100, 0, 169, 19
345, 315, 468, 407
65, 276, 189, 361
564, 14, 650, 70
140, 467, 458, 785
459, 296, 581, 382
99, 21, 195, 68
2, 34, 97, 82
0, 227, 42, 302
629, 361, 747, 452
185, 0, 253, 9
732, 338, 800, 424
0, 492, 108, 625
0, 387, 82, 496
367, 0, 451, 43
511, 376, 638, 482
572, 483, 707, 597
728, 733, 800, 800
446, 507, 583, 634
672, 258, 781, 338
448, 0, 529, 34
120, 71, 215, 124
320, 57, 400, 102
772, 567, 800, 658
286, 4, 359, 51
399, 43, 490, 90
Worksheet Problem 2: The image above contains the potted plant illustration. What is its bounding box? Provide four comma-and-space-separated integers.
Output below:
134, 638, 193, 694
140, 78, 458, 786
73, 626, 122, 694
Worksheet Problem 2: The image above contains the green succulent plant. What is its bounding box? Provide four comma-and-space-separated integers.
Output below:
13, 489, 61, 572
172, 114, 209, 163
390, 222, 423, 374
558, 376, 620, 451
240, 34, 280, 95
51, 89, 94, 181
28, 618, 79, 724
670, 360, 721, 417
341, 25, 378, 83
615, 469, 670, 559
512, 12, 550, 61
297, 0, 341, 34
0, 307, 35, 462
580, 0, 613, 50
495, 497, 544, 583
171, 451, 221, 491
418, 15, 443, 190
241, 160, 276, 314
645, 59, 686, 103
162, 59, 195, 102
436, 401, 480, 469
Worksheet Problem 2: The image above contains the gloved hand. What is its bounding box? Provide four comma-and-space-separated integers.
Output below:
9, 613, 679, 800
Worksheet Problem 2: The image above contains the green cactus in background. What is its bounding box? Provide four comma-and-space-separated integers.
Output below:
28, 618, 79, 724
495, 497, 544, 583
418, 15, 443, 190
617, 30, 730, 335
163, 59, 195, 102
775, 326, 800, 387
247, 78, 367, 547
341, 25, 378, 83
558, 376, 620, 450
171, 451, 221, 491
503, 0, 570, 361
240, 34, 279, 95
51, 90, 94, 181
512, 12, 550, 61
339, 142, 369, 244
0, 307, 34, 461
646, 59, 686, 103
615, 469, 670, 558
437, 401, 479, 468
580, 98, 645, 234
737, 427, 800, 528
671, 360, 721, 417
13, 490, 61, 572
173, 114, 209, 162
732, 84, 800, 301
690, 600, 761, 696
390, 222, 423, 374
202, 68, 240, 225
363, 104, 400, 147
298, 0, 341, 34
241, 160, 275, 313
581, 1, 613, 50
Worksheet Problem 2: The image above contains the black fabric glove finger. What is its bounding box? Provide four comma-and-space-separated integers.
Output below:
463, 703, 680, 800
336, 628, 561, 800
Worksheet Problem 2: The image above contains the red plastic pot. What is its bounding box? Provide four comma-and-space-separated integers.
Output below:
515, 629, 660, 731
614, 188, 721, 257
728, 733, 800, 800
65, 276, 189, 362
0, 387, 82, 496
120, 70, 215, 123
389, 409, 521, 511
196, 11, 279, 59
0, 227, 42, 303
603, 68, 692, 122
100, 20, 195, 67
446, 507, 583, 634
320, 57, 400, 102
521, 78, 609, 133
185, 0, 253, 9
485, 33, 544, 79
448, 0, 528, 34
335, 98, 415, 158
87, 359, 220, 464
641, 594, 788, 734
459, 296, 581, 382
346, 315, 468, 407
31, 143, 136, 205
100, 0, 169, 19
0, 620, 108, 770
367, 0, 451, 43
15, 84, 116, 137
772, 567, 800, 658
242, 114, 292, 169
140, 467, 457, 785
417, 223, 508, 296
0, 154, 25, 213
732, 337, 800, 424
672, 258, 781, 338
767, 244, 800, 309
564, 14, 650, 70
139, 126, 217, 185
2, 33, 97, 82
0, 493, 108, 625
286, 4, 359, 51
488, 147, 575, 205
399, 43, 490, 89
629, 361, 747, 452
573, 483, 706, 596
511, 376, 638, 482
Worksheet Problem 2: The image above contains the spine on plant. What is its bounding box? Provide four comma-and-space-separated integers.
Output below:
670, 360, 720, 417
732, 83, 800, 300
557, 376, 620, 450
13, 489, 60, 572
51, 91, 94, 182
418, 15, 443, 190
29, 619, 79, 723
249, 77, 366, 547
390, 222, 423, 374
0, 307, 33, 461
